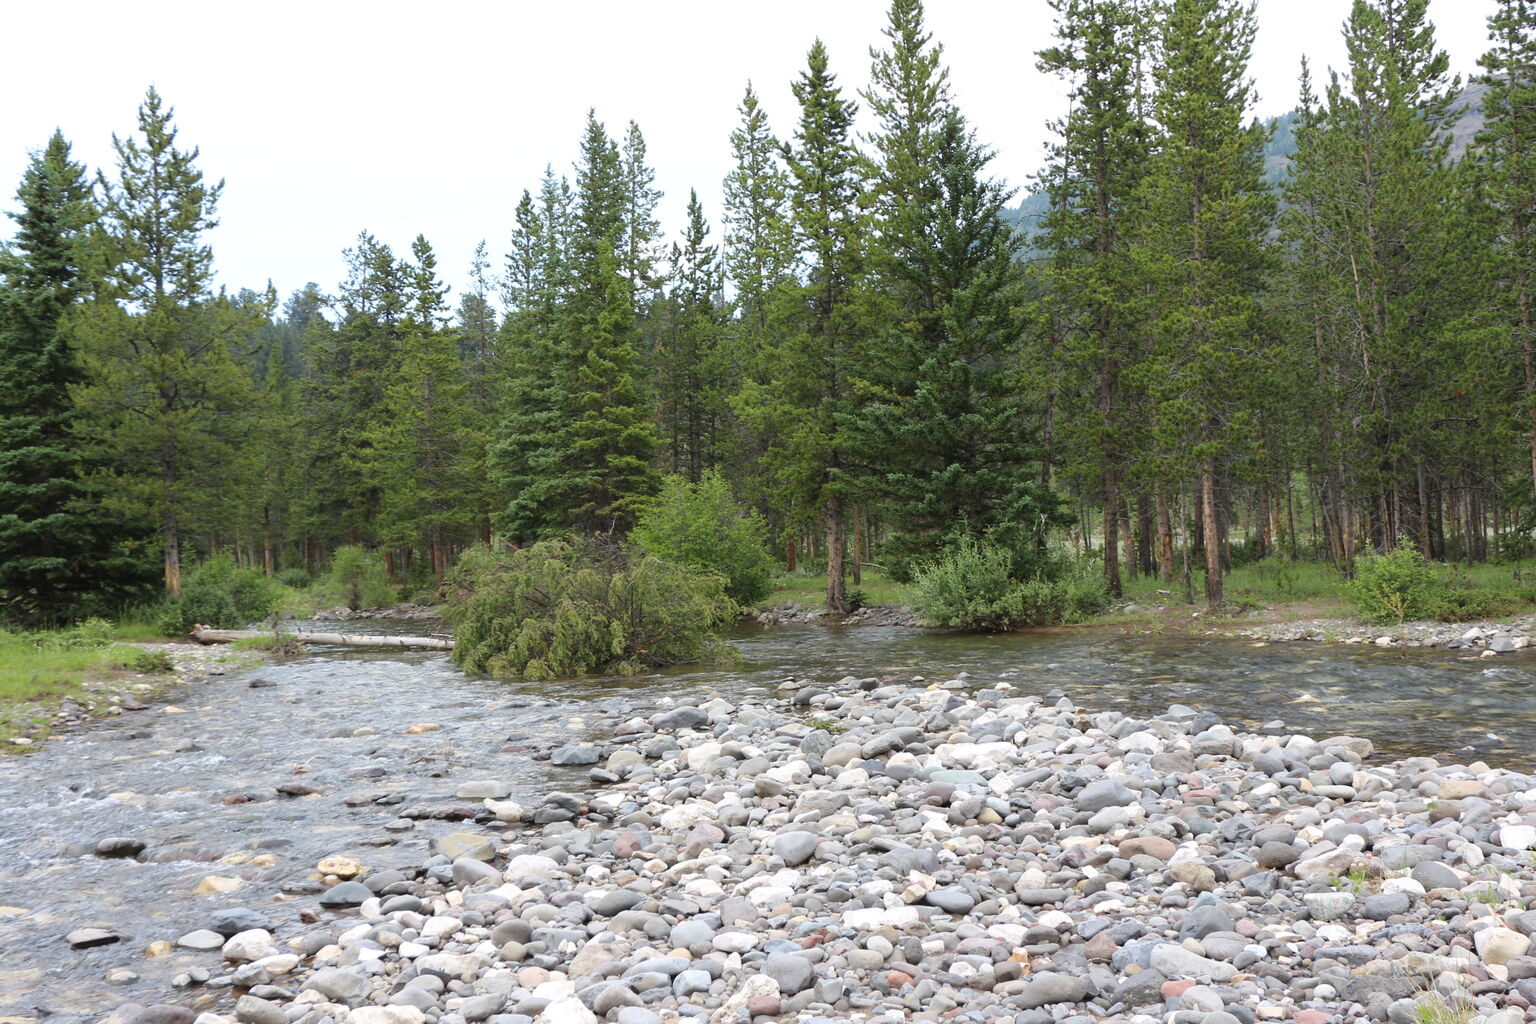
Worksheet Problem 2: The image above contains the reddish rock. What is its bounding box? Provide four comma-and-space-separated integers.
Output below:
887, 971, 914, 989
1236, 918, 1261, 938
1120, 836, 1176, 861
747, 996, 781, 1016
1083, 931, 1118, 963
613, 833, 644, 857
1295, 1011, 1332, 1024
1162, 980, 1196, 999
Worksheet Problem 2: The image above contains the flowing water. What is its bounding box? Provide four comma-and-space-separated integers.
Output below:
0, 623, 1532, 1020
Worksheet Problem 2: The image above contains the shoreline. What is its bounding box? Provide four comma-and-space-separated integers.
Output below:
80, 667, 1536, 1024
755, 599, 1536, 657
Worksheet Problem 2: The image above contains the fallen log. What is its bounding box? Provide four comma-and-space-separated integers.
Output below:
189, 627, 454, 650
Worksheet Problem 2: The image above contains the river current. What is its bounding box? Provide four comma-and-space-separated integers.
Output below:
0, 623, 1531, 1020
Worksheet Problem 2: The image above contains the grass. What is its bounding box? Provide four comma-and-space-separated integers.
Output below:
765, 568, 910, 611
0, 626, 154, 746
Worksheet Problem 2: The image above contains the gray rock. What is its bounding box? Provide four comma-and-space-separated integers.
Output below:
925, 887, 975, 915
593, 889, 646, 917
66, 928, 119, 948
302, 967, 370, 1004
95, 836, 146, 858
773, 831, 818, 866
1179, 905, 1233, 940
318, 880, 373, 906
1077, 779, 1137, 812
460, 993, 506, 1021
452, 856, 502, 885
1015, 972, 1089, 1008
652, 706, 708, 730
1410, 861, 1462, 890
233, 996, 286, 1024
208, 907, 274, 937
673, 970, 712, 996
128, 1007, 194, 1024
763, 951, 814, 994
670, 920, 715, 949
1363, 892, 1412, 920
551, 745, 601, 766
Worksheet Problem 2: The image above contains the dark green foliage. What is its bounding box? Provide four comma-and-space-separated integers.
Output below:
131, 649, 174, 673
314, 545, 394, 610
442, 539, 738, 680
632, 472, 776, 605
155, 556, 283, 635
1348, 545, 1441, 623
910, 536, 1109, 631
855, 1, 1061, 570
274, 567, 312, 589
0, 132, 157, 625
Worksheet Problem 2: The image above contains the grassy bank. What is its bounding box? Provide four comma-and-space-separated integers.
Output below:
761, 555, 1536, 634
0, 624, 174, 746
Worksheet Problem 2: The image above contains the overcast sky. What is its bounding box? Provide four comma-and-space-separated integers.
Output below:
0, 0, 1500, 309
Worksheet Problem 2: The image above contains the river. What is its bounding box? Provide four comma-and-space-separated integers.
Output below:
0, 623, 1531, 1021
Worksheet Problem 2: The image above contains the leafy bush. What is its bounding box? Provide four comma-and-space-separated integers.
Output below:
911, 537, 1109, 632
130, 649, 174, 673
631, 472, 777, 605
274, 567, 312, 589
1349, 544, 1441, 623
1431, 588, 1521, 622
313, 546, 395, 610
443, 538, 739, 679
155, 557, 283, 636
59, 618, 117, 649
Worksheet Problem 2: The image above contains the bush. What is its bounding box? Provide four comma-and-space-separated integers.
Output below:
443, 538, 739, 679
1349, 544, 1441, 623
313, 546, 395, 610
911, 537, 1110, 632
631, 472, 777, 605
155, 557, 283, 636
274, 567, 312, 589
130, 649, 174, 673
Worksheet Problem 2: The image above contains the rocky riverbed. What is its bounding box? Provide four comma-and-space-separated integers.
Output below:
77, 671, 1536, 1024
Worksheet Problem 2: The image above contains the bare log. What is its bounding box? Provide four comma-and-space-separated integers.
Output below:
189, 627, 454, 650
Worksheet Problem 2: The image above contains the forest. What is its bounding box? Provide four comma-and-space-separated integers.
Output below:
2, 0, 1535, 630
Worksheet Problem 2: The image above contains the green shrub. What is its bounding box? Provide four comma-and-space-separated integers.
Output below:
274, 567, 312, 589
130, 649, 175, 673
59, 618, 117, 649
1349, 544, 1441, 623
911, 538, 1109, 632
155, 557, 283, 636
443, 538, 739, 679
631, 472, 777, 605
313, 546, 395, 610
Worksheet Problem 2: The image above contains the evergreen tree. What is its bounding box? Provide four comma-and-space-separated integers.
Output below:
722, 84, 794, 337
656, 190, 730, 480
374, 235, 471, 583
76, 88, 263, 594
1479, 0, 1536, 499
854, 0, 1056, 573
619, 120, 664, 301
1282, 0, 1476, 558
745, 40, 869, 612
1037, 0, 1157, 596
0, 131, 152, 623
1134, 0, 1273, 606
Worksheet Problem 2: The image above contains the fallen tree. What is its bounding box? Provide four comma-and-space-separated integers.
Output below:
189, 627, 454, 650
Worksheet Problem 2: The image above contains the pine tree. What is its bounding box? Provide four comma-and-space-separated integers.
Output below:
1282, 0, 1475, 557
619, 121, 664, 302
76, 88, 263, 595
722, 84, 794, 338
854, 0, 1055, 573
1134, 0, 1273, 606
656, 190, 730, 480
1037, 0, 1157, 596
1479, 0, 1536, 499
755, 40, 869, 613
374, 235, 471, 584
0, 132, 152, 623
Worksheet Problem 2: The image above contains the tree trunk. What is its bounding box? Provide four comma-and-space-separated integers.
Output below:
163, 512, 180, 596
1103, 471, 1122, 600
1202, 461, 1223, 608
786, 536, 797, 573
1157, 490, 1175, 583
825, 499, 848, 614
851, 503, 863, 587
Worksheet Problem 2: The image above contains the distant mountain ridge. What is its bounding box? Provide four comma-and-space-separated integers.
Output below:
1004, 80, 1490, 238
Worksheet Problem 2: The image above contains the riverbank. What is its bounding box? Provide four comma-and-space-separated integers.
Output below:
0, 640, 258, 751
72, 666, 1536, 1024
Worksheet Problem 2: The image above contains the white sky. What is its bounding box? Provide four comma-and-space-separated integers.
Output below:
0, 0, 1499, 308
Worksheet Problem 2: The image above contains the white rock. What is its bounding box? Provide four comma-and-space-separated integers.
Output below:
346, 1009, 425, 1024
1497, 825, 1536, 851
222, 929, 277, 963
537, 995, 595, 1024
1474, 927, 1531, 965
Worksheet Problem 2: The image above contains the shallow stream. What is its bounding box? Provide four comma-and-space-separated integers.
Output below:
0, 623, 1532, 1020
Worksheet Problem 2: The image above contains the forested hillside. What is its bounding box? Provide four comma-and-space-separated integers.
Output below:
3, 0, 1535, 626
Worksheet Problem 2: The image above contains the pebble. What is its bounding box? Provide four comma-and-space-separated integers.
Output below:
89, 681, 1536, 1024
